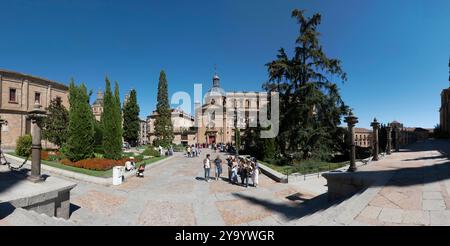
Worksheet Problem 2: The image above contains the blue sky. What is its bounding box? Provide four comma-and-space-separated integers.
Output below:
0, 0, 449, 128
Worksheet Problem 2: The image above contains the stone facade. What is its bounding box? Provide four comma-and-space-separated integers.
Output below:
195, 73, 270, 145
92, 89, 104, 121
139, 119, 149, 145
0, 69, 69, 149
147, 109, 196, 146
354, 128, 372, 148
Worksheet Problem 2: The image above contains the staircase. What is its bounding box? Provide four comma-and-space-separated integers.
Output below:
3, 208, 75, 226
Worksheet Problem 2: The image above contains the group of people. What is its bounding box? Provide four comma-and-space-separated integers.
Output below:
202, 154, 260, 188
186, 145, 200, 157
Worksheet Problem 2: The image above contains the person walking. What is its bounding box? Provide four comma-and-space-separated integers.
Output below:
240, 160, 252, 188
214, 155, 223, 181
203, 154, 211, 182
226, 156, 233, 182
251, 159, 260, 187
187, 146, 192, 158
230, 157, 239, 184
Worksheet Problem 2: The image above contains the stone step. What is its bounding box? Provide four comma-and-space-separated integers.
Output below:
4, 208, 75, 226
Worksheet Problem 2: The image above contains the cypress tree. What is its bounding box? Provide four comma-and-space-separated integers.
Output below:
123, 89, 140, 147
43, 97, 69, 149
154, 70, 173, 147
102, 77, 123, 160
65, 80, 95, 161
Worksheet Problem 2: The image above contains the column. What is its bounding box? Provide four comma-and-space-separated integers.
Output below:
28, 102, 46, 183
345, 112, 358, 172
386, 124, 392, 155
371, 118, 380, 161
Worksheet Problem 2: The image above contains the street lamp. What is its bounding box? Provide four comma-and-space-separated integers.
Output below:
27, 101, 47, 182
344, 111, 358, 172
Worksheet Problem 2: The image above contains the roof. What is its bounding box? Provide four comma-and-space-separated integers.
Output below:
0, 69, 69, 91
354, 128, 372, 133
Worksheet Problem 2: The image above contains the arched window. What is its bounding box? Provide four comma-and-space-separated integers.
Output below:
246, 100, 250, 108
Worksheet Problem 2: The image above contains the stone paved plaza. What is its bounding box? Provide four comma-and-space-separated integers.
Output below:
2, 139, 450, 226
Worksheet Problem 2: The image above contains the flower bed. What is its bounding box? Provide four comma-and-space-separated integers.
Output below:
60, 157, 142, 171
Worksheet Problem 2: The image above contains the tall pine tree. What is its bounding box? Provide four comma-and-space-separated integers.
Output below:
101, 77, 123, 160
65, 80, 95, 161
154, 70, 174, 147
264, 9, 349, 160
123, 89, 140, 147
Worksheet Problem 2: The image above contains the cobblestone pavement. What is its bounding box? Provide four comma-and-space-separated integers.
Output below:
350, 140, 450, 226
63, 150, 327, 226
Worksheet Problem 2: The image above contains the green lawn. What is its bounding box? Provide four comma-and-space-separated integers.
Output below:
7, 152, 166, 178
259, 159, 349, 175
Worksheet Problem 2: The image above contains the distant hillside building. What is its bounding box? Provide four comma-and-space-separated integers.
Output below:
0, 69, 69, 149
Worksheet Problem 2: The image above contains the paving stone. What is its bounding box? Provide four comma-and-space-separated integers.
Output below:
423, 191, 443, 200
423, 199, 446, 211
358, 205, 382, 219
378, 208, 403, 223
430, 211, 450, 225
402, 210, 430, 225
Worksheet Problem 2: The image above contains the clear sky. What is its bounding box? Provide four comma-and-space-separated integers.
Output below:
0, 0, 449, 128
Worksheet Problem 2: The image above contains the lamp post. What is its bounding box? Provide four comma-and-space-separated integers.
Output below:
345, 111, 358, 172
0, 118, 6, 147
386, 124, 392, 155
27, 102, 47, 183
371, 118, 380, 161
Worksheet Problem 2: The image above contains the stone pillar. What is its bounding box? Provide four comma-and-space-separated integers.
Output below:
394, 127, 400, 152
386, 124, 392, 155
27, 102, 46, 183
0, 118, 5, 147
345, 112, 358, 172
370, 118, 380, 161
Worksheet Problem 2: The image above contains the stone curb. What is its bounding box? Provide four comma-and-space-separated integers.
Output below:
257, 162, 288, 183
4, 153, 174, 186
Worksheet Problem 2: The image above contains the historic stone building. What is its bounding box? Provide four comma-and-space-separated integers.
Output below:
92, 89, 104, 121
146, 108, 196, 146
354, 128, 372, 148
0, 69, 69, 149
195, 73, 269, 145
139, 119, 149, 145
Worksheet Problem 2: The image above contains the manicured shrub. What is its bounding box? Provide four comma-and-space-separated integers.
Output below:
142, 147, 160, 157
15, 134, 32, 157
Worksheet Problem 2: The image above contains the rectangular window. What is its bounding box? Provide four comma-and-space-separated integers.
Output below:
35, 92, 41, 104
9, 88, 16, 102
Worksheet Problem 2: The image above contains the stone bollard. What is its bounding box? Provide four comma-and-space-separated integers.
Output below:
345, 112, 358, 172
27, 102, 47, 183
371, 118, 380, 161
386, 124, 392, 155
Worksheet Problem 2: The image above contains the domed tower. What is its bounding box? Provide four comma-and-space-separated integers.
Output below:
204, 73, 226, 106
200, 72, 228, 145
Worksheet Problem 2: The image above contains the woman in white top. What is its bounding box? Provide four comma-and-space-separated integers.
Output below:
251, 160, 260, 187
203, 154, 211, 182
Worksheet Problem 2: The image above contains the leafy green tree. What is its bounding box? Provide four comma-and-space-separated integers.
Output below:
123, 89, 140, 146
101, 77, 123, 160
264, 9, 349, 161
42, 97, 69, 149
65, 80, 95, 161
154, 70, 174, 147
